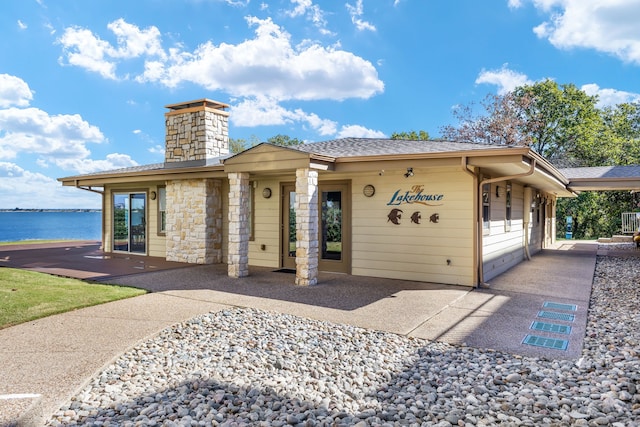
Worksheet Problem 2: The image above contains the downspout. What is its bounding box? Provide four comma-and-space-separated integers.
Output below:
523, 186, 533, 261
476, 158, 537, 287
461, 157, 479, 287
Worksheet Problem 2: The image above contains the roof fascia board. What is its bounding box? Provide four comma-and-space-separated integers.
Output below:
60, 168, 227, 186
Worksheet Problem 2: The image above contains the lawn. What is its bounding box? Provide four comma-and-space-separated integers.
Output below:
0, 268, 146, 329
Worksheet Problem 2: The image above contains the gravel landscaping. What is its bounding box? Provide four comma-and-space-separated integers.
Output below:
48, 246, 640, 426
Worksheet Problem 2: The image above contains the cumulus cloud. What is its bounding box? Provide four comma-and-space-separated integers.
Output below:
0, 107, 104, 160
581, 83, 640, 108
0, 162, 101, 209
336, 124, 386, 138
57, 19, 166, 80
230, 96, 337, 135
60, 17, 383, 102
139, 16, 383, 101
524, 0, 640, 65
55, 153, 138, 174
475, 65, 533, 94
346, 0, 377, 32
0, 74, 34, 108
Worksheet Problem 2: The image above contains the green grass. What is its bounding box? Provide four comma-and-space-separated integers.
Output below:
0, 268, 146, 329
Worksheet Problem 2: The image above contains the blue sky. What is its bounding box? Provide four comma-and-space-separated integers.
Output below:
1, 0, 639, 208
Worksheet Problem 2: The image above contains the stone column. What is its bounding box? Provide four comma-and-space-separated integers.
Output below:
166, 178, 222, 264
295, 168, 319, 286
228, 172, 250, 278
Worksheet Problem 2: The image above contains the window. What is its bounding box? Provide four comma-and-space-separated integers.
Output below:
158, 186, 166, 234
482, 182, 491, 233
505, 182, 512, 231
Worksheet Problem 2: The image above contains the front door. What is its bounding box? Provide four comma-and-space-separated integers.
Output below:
281, 182, 350, 273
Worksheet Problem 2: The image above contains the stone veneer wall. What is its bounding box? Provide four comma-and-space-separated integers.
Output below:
227, 172, 250, 278
295, 168, 319, 286
165, 109, 229, 162
166, 178, 222, 264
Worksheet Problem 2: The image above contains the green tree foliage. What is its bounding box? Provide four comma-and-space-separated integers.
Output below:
229, 135, 261, 154
267, 134, 304, 146
442, 81, 640, 239
390, 130, 430, 140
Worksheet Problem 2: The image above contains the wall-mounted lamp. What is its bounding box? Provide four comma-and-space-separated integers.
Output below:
495, 186, 500, 198
149, 191, 157, 200
262, 187, 272, 198
404, 167, 414, 178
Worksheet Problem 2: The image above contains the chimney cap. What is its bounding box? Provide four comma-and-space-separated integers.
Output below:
164, 99, 229, 111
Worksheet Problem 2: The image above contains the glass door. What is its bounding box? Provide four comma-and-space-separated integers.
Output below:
281, 185, 297, 270
113, 192, 146, 254
318, 184, 350, 273
281, 182, 350, 273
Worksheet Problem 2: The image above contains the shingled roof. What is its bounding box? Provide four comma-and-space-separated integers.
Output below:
293, 138, 506, 158
560, 165, 640, 179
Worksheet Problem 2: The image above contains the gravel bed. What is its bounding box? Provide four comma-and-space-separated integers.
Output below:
48, 249, 640, 426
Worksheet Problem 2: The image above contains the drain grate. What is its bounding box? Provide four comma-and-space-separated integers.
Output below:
523, 334, 568, 350
537, 310, 575, 322
543, 301, 577, 311
530, 321, 572, 334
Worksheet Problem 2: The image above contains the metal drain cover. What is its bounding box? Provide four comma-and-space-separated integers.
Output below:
530, 321, 572, 334
537, 310, 575, 322
543, 301, 577, 311
523, 334, 569, 350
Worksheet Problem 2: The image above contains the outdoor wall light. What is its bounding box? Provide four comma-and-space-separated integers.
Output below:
149, 191, 157, 200
404, 167, 414, 178
495, 186, 500, 198
262, 187, 272, 198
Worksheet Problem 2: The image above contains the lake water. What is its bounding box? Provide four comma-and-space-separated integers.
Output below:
0, 211, 102, 242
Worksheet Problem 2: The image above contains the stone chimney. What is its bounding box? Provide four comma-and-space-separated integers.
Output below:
164, 99, 229, 164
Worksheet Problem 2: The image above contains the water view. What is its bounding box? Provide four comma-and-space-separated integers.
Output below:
0, 210, 101, 242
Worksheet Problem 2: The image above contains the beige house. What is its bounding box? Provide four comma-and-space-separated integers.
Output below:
60, 99, 576, 287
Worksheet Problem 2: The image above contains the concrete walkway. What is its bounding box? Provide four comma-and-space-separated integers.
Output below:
0, 241, 602, 426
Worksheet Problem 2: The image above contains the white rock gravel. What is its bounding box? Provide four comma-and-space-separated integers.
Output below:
48, 247, 640, 426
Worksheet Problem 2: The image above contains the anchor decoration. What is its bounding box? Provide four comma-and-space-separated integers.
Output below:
387, 208, 403, 225
410, 211, 421, 224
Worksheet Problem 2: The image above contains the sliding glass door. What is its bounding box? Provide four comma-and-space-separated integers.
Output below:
113, 192, 146, 254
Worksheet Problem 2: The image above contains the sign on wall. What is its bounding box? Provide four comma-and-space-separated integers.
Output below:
387, 185, 444, 207
386, 185, 443, 226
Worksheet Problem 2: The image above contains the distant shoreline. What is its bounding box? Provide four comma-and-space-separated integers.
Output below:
0, 209, 101, 212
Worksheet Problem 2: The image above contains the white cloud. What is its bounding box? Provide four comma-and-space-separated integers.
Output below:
0, 107, 104, 161
0, 74, 34, 108
346, 0, 377, 32
0, 162, 101, 209
230, 96, 338, 135
17, 20, 27, 30
285, 0, 331, 34
148, 145, 165, 156
528, 0, 640, 65
581, 83, 640, 108
139, 16, 383, 100
336, 124, 386, 138
475, 65, 533, 94
55, 153, 138, 174
57, 19, 166, 80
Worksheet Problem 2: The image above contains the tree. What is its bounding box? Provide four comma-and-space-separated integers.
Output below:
267, 134, 304, 146
229, 135, 261, 154
390, 130, 430, 140
440, 93, 529, 146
